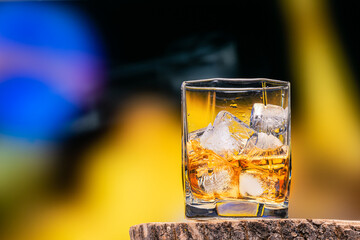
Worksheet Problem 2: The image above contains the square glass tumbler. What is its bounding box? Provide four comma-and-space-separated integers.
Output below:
181, 78, 291, 218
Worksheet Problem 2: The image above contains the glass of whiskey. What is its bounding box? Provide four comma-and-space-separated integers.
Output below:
181, 78, 291, 218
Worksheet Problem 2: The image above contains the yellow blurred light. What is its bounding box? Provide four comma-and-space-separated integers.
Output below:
281, 0, 360, 219
9, 94, 184, 240
281, 0, 360, 172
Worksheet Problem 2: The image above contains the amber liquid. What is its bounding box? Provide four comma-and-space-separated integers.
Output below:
187, 139, 290, 204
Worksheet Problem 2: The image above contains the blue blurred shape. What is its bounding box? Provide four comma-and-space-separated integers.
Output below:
0, 77, 78, 140
0, 3, 103, 140
0, 3, 98, 54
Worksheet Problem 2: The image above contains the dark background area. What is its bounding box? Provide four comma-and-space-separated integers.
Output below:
57, 2, 293, 192
58, 1, 360, 192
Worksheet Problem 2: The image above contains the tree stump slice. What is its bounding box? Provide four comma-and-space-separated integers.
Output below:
129, 219, 360, 240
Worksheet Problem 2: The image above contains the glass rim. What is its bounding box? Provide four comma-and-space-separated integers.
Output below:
182, 78, 290, 91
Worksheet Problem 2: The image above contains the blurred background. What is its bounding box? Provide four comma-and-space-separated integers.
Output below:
0, 1, 359, 239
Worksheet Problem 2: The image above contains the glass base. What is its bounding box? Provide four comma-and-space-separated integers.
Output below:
186, 200, 288, 219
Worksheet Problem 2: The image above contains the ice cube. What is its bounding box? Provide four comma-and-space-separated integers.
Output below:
188, 127, 207, 141
252, 132, 283, 150
243, 132, 283, 153
200, 111, 255, 155
200, 122, 238, 155
239, 173, 264, 197
239, 168, 287, 202
199, 168, 232, 193
250, 103, 288, 135
241, 133, 286, 161
188, 153, 238, 200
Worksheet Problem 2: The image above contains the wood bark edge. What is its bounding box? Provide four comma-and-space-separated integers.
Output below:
130, 219, 360, 240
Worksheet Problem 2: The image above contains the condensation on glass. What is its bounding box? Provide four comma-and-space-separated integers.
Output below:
181, 78, 291, 218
